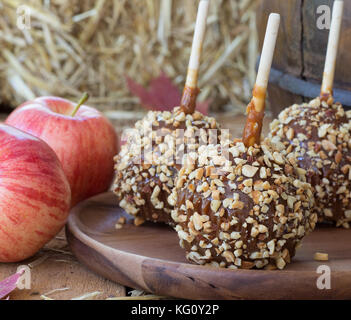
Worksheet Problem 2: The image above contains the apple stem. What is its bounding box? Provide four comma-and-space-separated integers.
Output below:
71, 93, 89, 117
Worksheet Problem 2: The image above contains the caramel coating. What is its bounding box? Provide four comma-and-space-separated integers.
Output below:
113, 107, 224, 225
269, 98, 351, 228
171, 140, 316, 270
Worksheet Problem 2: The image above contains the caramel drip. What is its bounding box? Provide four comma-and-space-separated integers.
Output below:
242, 85, 266, 147
180, 86, 200, 114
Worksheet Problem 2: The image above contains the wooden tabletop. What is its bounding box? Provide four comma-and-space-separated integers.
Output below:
0, 229, 126, 300
0, 112, 272, 300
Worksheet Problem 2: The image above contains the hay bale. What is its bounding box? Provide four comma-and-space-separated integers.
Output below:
0, 0, 258, 113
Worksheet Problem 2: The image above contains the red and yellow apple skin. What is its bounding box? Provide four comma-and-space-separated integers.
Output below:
6, 96, 119, 206
0, 124, 71, 262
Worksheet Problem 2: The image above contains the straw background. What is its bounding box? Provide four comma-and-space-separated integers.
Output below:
0, 0, 258, 114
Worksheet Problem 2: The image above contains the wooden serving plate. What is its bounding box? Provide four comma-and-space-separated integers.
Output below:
66, 192, 351, 300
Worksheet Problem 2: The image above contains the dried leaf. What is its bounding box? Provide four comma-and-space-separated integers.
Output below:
196, 100, 210, 116
0, 270, 23, 300
126, 72, 210, 115
126, 72, 181, 111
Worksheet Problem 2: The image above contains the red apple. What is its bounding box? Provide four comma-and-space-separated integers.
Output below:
0, 124, 71, 262
6, 96, 119, 206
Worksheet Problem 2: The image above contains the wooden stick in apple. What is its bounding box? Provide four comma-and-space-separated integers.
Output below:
242, 13, 280, 147
320, 0, 344, 102
113, 0, 223, 227
180, 0, 210, 114
170, 13, 318, 271
267, 1, 350, 227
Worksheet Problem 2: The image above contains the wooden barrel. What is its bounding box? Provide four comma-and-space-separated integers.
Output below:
257, 0, 351, 117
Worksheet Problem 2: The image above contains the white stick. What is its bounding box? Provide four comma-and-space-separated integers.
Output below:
321, 0, 344, 96
242, 13, 280, 147
185, 0, 210, 88
252, 13, 280, 112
